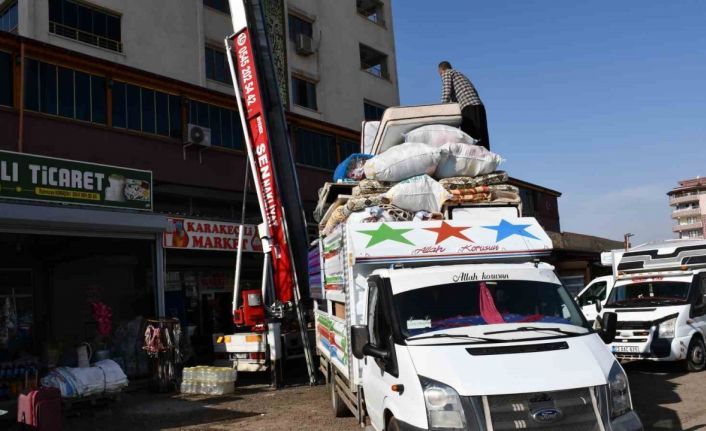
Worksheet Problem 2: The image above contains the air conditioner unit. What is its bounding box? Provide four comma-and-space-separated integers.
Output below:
295, 34, 314, 56
187, 124, 212, 147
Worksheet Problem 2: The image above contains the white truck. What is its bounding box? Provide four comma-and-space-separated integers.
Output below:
602, 239, 706, 371
313, 214, 643, 430
576, 275, 615, 324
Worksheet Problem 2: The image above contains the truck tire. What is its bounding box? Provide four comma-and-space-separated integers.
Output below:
387, 416, 402, 431
686, 336, 706, 372
331, 377, 349, 417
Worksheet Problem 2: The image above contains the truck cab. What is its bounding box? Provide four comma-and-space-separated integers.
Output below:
577, 275, 615, 324
602, 239, 706, 371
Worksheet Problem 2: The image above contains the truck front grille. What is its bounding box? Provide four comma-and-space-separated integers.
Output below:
484, 387, 601, 430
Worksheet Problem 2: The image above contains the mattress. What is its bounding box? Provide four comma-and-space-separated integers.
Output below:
371, 103, 463, 155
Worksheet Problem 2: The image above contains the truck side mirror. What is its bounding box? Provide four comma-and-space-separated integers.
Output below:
599, 312, 617, 344
351, 325, 370, 359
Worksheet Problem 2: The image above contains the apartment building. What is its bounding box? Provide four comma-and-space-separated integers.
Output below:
668, 176, 706, 239
0, 0, 398, 369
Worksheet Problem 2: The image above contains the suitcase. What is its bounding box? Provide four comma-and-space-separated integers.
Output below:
17, 387, 62, 431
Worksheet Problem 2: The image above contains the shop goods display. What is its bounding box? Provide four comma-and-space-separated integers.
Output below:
383, 175, 452, 213
435, 142, 503, 178
17, 386, 62, 431
40, 359, 128, 399
363, 142, 443, 182
180, 366, 236, 395
403, 124, 476, 147
333, 154, 372, 183
143, 319, 183, 392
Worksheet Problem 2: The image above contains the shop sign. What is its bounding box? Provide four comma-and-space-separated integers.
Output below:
163, 217, 262, 252
0, 150, 153, 210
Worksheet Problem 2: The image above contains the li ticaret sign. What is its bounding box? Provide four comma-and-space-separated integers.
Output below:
0, 150, 153, 211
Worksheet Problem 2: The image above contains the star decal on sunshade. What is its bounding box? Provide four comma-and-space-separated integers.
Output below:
482, 219, 539, 242
424, 221, 473, 244
358, 224, 414, 247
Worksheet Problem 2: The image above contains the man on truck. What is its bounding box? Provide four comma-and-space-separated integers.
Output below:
439, 61, 490, 149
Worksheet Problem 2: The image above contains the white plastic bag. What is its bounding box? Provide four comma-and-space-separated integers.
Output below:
404, 124, 476, 147
384, 175, 452, 213
364, 143, 444, 182
435, 142, 503, 179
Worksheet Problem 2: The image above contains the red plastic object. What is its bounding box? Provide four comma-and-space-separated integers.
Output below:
233, 289, 266, 328
17, 387, 62, 430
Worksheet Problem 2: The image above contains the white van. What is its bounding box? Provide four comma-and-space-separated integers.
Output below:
602, 240, 706, 371
577, 275, 615, 323
314, 217, 643, 430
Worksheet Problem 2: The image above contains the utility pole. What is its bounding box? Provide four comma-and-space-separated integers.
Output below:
624, 233, 634, 251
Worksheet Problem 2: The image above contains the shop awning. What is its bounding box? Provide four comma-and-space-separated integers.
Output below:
0, 202, 168, 239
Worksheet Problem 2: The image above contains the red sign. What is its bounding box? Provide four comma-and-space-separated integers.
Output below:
163, 217, 262, 253
233, 30, 295, 303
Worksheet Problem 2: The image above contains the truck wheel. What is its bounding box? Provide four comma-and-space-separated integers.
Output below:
686, 337, 706, 372
330, 377, 349, 417
387, 417, 401, 431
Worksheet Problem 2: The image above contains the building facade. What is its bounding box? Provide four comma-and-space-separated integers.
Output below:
668, 176, 706, 240
0, 0, 398, 370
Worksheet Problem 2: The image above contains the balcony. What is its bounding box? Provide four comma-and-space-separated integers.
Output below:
670, 194, 701, 206
671, 208, 702, 219
673, 221, 703, 233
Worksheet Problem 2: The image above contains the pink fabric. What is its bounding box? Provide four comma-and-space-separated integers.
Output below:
479, 282, 504, 324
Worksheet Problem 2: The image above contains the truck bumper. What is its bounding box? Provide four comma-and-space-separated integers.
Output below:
613, 336, 689, 362
610, 411, 644, 431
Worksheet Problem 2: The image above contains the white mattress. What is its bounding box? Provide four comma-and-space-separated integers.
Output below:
371, 103, 462, 155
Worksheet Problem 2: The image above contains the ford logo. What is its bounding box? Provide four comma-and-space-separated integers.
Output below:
532, 408, 563, 424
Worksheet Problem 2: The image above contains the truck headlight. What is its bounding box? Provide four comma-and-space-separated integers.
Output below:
420, 376, 467, 430
658, 317, 676, 338
608, 362, 633, 419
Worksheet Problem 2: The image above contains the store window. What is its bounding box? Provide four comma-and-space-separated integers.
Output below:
112, 80, 181, 138
205, 45, 232, 85
0, 51, 12, 107
203, 0, 229, 13
189, 100, 244, 149
0, 1, 18, 33
24, 59, 106, 124
360, 44, 389, 79
356, 0, 384, 25
364, 100, 386, 121
295, 128, 337, 170
49, 0, 122, 52
291, 76, 317, 110
288, 14, 313, 42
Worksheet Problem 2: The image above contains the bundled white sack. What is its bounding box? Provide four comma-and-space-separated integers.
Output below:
364, 143, 444, 182
435, 142, 503, 178
384, 175, 452, 213
362, 121, 380, 154
404, 124, 476, 147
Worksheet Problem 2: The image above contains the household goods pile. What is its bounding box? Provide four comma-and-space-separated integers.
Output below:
40, 359, 128, 398
319, 125, 519, 235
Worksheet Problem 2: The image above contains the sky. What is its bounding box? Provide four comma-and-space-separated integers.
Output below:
391, 1, 706, 244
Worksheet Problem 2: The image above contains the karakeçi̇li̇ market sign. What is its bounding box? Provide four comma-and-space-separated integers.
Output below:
0, 150, 152, 210
163, 217, 263, 253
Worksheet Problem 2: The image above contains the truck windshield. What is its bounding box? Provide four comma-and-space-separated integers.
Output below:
606, 281, 691, 307
394, 280, 588, 338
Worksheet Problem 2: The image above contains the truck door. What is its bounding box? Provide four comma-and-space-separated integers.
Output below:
362, 278, 398, 430
578, 279, 608, 323
689, 273, 706, 333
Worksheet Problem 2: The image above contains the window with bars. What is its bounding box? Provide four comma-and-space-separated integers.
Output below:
340, 140, 358, 160
0, 51, 11, 107
0, 1, 18, 33
364, 100, 386, 121
49, 0, 122, 52
24, 58, 106, 124
291, 76, 317, 110
203, 0, 229, 13
205, 46, 232, 85
359, 44, 389, 79
112, 81, 181, 138
189, 100, 244, 149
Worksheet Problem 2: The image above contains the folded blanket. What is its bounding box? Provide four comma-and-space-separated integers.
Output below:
439, 171, 509, 190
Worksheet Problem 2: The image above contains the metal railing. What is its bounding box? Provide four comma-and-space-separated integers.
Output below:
49, 21, 123, 53
670, 194, 701, 205
671, 208, 702, 219
672, 221, 704, 232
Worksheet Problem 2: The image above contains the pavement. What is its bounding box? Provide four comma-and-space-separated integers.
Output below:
4, 362, 706, 430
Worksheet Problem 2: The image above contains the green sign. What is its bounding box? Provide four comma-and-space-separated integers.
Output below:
0, 150, 153, 211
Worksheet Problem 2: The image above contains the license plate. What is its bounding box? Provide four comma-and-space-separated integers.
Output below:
234, 353, 248, 359
613, 345, 640, 353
